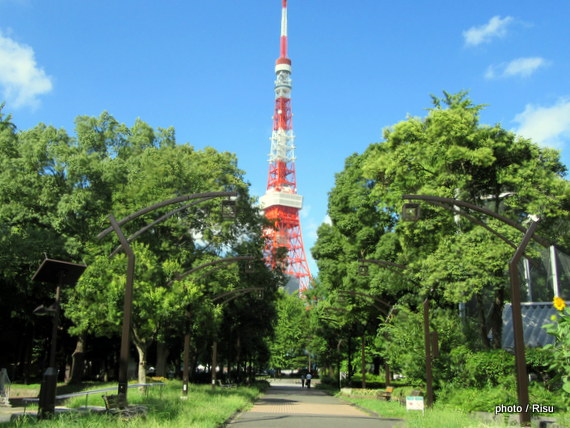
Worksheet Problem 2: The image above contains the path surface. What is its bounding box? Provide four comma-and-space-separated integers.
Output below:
227, 381, 403, 428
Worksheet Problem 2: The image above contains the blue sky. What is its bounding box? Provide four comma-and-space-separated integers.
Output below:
1, 1, 570, 275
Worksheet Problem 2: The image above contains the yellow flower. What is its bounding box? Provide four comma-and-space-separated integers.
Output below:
553, 297, 566, 311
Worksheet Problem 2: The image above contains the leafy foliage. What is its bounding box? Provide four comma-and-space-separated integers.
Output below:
0, 107, 279, 382
542, 298, 570, 403
268, 291, 308, 370
311, 90, 570, 392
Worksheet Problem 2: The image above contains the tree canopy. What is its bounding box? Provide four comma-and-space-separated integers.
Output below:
311, 91, 570, 385
0, 106, 280, 383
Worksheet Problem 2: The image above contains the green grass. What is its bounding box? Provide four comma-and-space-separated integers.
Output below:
2, 380, 263, 428
342, 397, 513, 428
342, 395, 570, 428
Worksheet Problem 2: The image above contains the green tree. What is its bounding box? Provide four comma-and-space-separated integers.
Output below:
0, 107, 75, 378
362, 91, 570, 348
0, 107, 275, 385
312, 90, 570, 388
310, 148, 412, 383
268, 291, 308, 372
62, 127, 267, 384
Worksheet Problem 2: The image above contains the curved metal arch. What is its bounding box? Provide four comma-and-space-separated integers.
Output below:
337, 290, 390, 315
98, 191, 237, 240
213, 287, 265, 304
402, 194, 550, 247
109, 197, 219, 257
168, 256, 257, 286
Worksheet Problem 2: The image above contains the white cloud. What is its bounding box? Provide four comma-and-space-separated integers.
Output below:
302, 214, 331, 241
513, 98, 570, 149
0, 31, 53, 109
300, 204, 311, 219
463, 16, 513, 46
485, 57, 548, 79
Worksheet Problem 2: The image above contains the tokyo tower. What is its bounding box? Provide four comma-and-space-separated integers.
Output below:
260, 0, 311, 293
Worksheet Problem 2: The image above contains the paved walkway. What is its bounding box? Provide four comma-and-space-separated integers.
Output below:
0, 406, 28, 424
227, 382, 403, 428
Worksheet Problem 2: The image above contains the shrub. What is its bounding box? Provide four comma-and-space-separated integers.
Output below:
464, 349, 515, 388
528, 384, 567, 412
437, 386, 517, 413
391, 386, 423, 400
319, 375, 337, 387
379, 306, 469, 387
526, 347, 555, 384
436, 383, 566, 414
542, 297, 570, 405
436, 344, 472, 387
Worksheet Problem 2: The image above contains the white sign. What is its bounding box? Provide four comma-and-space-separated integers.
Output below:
406, 396, 424, 413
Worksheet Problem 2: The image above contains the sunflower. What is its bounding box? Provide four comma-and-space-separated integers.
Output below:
553, 296, 566, 311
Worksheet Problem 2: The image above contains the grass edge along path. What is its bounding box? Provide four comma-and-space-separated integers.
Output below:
341, 396, 516, 428
319, 384, 570, 428
1, 380, 265, 428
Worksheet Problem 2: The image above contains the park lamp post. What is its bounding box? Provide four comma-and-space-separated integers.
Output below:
358, 259, 437, 407
97, 191, 238, 406
32, 258, 86, 420
401, 195, 546, 426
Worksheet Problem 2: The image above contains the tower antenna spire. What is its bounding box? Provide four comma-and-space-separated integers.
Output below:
280, 0, 288, 59
260, 0, 311, 293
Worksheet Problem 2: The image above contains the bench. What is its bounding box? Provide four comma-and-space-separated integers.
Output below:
376, 386, 394, 401
101, 394, 147, 418
102, 394, 126, 411
216, 379, 237, 388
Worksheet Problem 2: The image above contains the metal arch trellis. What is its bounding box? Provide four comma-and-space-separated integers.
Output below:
401, 194, 545, 425
97, 191, 238, 405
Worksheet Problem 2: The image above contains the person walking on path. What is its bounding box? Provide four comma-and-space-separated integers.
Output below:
305, 372, 312, 389
301, 373, 305, 388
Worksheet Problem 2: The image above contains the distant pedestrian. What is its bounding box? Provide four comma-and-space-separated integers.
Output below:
300, 373, 305, 388
305, 372, 312, 389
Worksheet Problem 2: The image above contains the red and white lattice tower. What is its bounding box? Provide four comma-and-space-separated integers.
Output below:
260, 0, 311, 294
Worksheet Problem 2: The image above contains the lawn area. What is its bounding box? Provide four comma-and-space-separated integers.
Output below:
343, 397, 508, 428
341, 395, 570, 428
1, 380, 264, 428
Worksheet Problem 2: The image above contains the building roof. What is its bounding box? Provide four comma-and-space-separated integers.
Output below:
502, 303, 558, 349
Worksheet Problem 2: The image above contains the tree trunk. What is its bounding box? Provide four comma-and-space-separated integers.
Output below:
246, 355, 254, 384
68, 335, 86, 384
236, 335, 242, 383
156, 341, 169, 377
211, 341, 218, 388
22, 332, 33, 384
134, 340, 149, 386
476, 293, 491, 349
490, 287, 505, 349
361, 336, 366, 389
347, 335, 353, 382
372, 356, 381, 375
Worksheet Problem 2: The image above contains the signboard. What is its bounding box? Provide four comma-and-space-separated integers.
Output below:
406, 396, 424, 413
